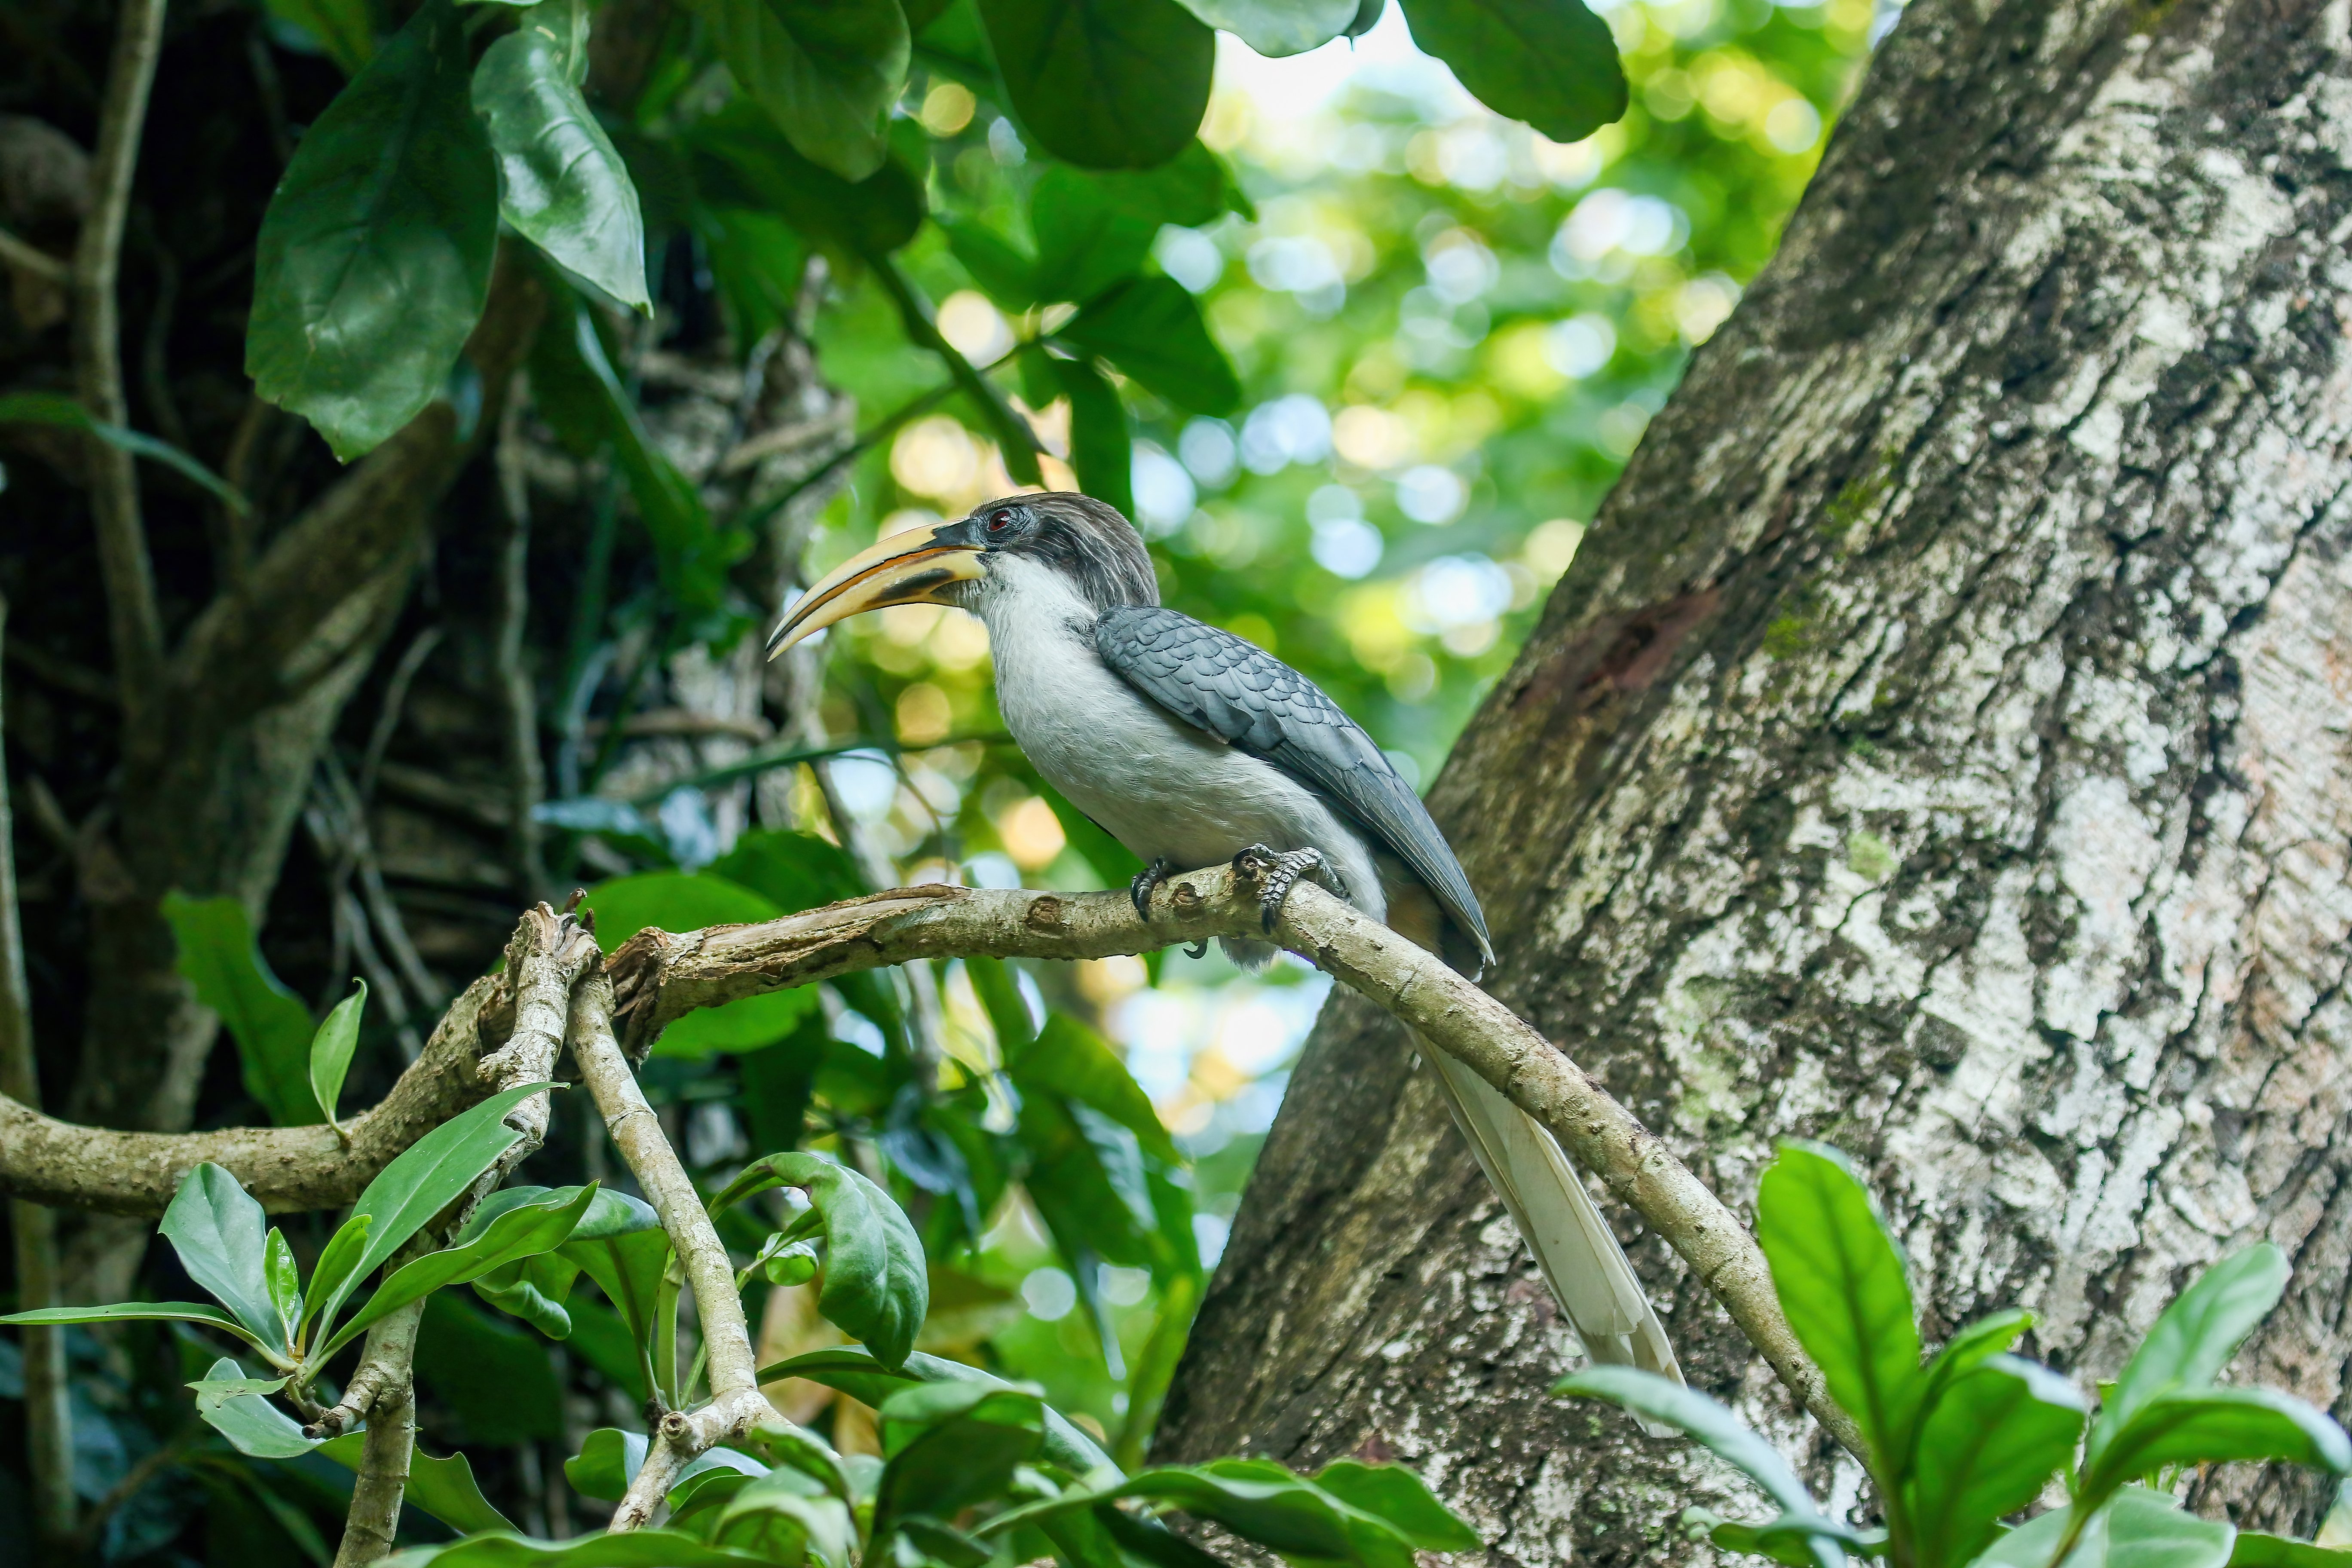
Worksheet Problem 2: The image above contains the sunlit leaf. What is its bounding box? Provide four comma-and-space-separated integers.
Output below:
246, 0, 497, 459
1058, 276, 1240, 415
1402, 0, 1627, 144
977, 0, 1214, 170
1172, 0, 1357, 55
1904, 1354, 2086, 1568
2088, 1244, 2289, 1472
1972, 1485, 2235, 1568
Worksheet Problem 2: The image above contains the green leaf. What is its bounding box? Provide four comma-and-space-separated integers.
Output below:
472, 0, 651, 312
264, 1228, 303, 1349
377, 1530, 776, 1567
1555, 1366, 1822, 1518
2090, 1245, 2290, 1472
311, 1081, 556, 1351
1057, 276, 1240, 415
315, 1184, 599, 1363
309, 980, 367, 1125
1013, 1011, 1177, 1163
1032, 165, 1161, 306
415, 1292, 568, 1444
0, 1303, 276, 1364
1171, 0, 1357, 54
875, 1382, 1046, 1535
1400, 0, 1627, 144
474, 1275, 573, 1338
690, 0, 909, 180
246, 0, 498, 459
2082, 1387, 2352, 1510
977, 0, 1213, 170
190, 1356, 320, 1458
565, 1428, 648, 1501
2232, 1536, 2352, 1566
1913, 1307, 2034, 1450
709, 1152, 928, 1367
1972, 1485, 2235, 1568
710, 1473, 858, 1568
688, 101, 924, 256
744, 1415, 857, 1504
1755, 1141, 1922, 1476
940, 217, 1038, 312
189, 1371, 291, 1409
1684, 1507, 1884, 1565
160, 1163, 287, 1354
983, 1459, 1442, 1568
303, 1213, 373, 1334
162, 893, 319, 1128
560, 1228, 675, 1399
0, 394, 252, 517
1905, 1354, 2087, 1568
1308, 1461, 1481, 1552
581, 871, 818, 1054
758, 1346, 1117, 1478
263, 0, 378, 74
317, 1432, 519, 1534
707, 829, 868, 915
870, 256, 1044, 484
1054, 355, 1137, 518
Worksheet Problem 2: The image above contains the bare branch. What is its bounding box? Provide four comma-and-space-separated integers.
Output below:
0, 594, 75, 1547
71, 0, 169, 715
606, 868, 1862, 1454
0, 974, 502, 1216
491, 400, 548, 902
0, 224, 69, 283
330, 1340, 416, 1568
569, 976, 771, 1530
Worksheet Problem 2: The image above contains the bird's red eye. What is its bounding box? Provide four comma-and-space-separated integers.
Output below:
986, 508, 1014, 533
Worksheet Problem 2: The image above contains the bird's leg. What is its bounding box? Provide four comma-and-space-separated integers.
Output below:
1129, 857, 1179, 922
1233, 845, 1341, 934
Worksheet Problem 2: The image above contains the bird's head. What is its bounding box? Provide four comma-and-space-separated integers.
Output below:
765, 491, 1157, 658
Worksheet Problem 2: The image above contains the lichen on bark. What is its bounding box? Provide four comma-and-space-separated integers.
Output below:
1160, 0, 2352, 1554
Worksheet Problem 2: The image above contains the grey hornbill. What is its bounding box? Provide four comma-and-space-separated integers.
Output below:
769, 492, 1681, 1382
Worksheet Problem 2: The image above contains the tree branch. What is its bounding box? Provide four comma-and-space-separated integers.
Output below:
0, 595, 74, 1549
0, 973, 502, 1216
330, 1322, 417, 1568
605, 867, 1863, 1455
72, 0, 169, 716
569, 975, 771, 1530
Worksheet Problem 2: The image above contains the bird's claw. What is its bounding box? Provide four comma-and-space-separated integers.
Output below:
1233, 845, 1335, 934
1130, 858, 1178, 922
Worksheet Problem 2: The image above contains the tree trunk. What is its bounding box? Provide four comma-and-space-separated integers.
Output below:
1157, 0, 2352, 1553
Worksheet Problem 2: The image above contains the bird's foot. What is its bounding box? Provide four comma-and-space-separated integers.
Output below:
1233, 845, 1337, 933
1130, 858, 1179, 922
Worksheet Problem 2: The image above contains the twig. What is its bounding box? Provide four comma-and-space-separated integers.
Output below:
0, 226, 68, 284
358, 626, 443, 808
492, 399, 549, 903
0, 595, 75, 1549
568, 975, 772, 1530
72, 0, 170, 717
601, 870, 1865, 1458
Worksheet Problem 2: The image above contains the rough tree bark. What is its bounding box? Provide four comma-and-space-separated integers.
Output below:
1159, 0, 2352, 1556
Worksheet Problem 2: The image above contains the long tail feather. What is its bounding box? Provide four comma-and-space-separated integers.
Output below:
1422, 1044, 1682, 1403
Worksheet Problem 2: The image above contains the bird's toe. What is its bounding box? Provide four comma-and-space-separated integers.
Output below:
1235, 844, 1330, 933
1129, 857, 1177, 922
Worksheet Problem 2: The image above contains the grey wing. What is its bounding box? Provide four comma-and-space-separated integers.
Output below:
1095, 605, 1494, 968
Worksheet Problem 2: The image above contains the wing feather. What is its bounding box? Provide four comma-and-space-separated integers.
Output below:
1095, 605, 1493, 968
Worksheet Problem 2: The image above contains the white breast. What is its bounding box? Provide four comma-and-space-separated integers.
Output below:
971, 556, 1385, 922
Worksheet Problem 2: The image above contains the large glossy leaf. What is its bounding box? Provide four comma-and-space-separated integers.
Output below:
581, 871, 817, 1054
246, 0, 497, 459
1054, 356, 1135, 523
310, 1081, 555, 1348
977, 0, 1213, 170
2090, 1245, 2289, 1470
1912, 1307, 2034, 1460
1556, 1368, 1822, 1519
559, 1228, 674, 1398
317, 1431, 517, 1533
688, 102, 924, 256
757, 1346, 1116, 1476
2081, 1387, 2352, 1511
472, 0, 650, 312
1032, 165, 1161, 306
0, 394, 252, 517
309, 980, 367, 1126
1755, 1141, 1921, 1476
303, 1213, 373, 1334
315, 1184, 599, 1362
692, 0, 907, 180
1058, 276, 1240, 415
1973, 1485, 2235, 1568
1173, 0, 1356, 54
162, 893, 318, 1128
875, 1382, 1046, 1533
1306, 1461, 1480, 1553
1905, 1354, 2087, 1568
192, 1355, 322, 1458
1401, 0, 1627, 144
160, 1163, 285, 1354
709, 1475, 858, 1568
709, 1152, 928, 1367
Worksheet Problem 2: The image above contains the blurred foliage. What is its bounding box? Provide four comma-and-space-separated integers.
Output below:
0, 0, 1877, 1556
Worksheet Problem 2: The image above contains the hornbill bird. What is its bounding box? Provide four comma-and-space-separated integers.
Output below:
769, 492, 1681, 1383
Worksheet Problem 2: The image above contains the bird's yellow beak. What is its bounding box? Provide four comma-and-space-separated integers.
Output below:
766, 521, 987, 659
